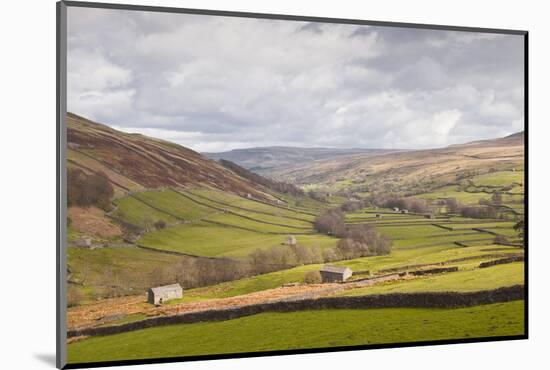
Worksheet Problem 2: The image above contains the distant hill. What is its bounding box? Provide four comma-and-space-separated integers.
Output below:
66, 113, 274, 200
448, 131, 524, 148
272, 132, 525, 192
204, 147, 402, 176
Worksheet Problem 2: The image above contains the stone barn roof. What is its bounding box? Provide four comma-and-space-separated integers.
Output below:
320, 265, 352, 274
149, 284, 182, 295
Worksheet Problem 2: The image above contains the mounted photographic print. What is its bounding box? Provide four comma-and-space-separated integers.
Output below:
57, 1, 528, 368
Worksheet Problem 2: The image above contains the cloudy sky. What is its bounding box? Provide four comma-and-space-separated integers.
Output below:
67, 7, 524, 152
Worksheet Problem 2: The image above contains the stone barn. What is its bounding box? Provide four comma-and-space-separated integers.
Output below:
393, 207, 399, 212
147, 283, 183, 305
75, 237, 93, 248
401, 209, 409, 214
285, 235, 297, 246
319, 265, 353, 283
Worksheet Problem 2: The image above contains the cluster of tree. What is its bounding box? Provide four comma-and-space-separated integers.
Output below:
340, 200, 368, 212
460, 205, 498, 219
314, 208, 393, 260
479, 192, 504, 206
335, 224, 392, 259
175, 258, 249, 288
368, 195, 430, 214
314, 209, 346, 237
307, 190, 327, 202
445, 197, 505, 219
304, 270, 322, 284
248, 244, 324, 275
445, 198, 461, 213
67, 168, 114, 210
218, 159, 304, 196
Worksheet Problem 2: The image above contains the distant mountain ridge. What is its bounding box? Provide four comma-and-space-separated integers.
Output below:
272, 131, 525, 190
204, 146, 404, 175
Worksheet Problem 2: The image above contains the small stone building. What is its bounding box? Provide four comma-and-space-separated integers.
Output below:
147, 283, 183, 305
75, 237, 93, 248
68, 142, 81, 150
285, 235, 297, 246
393, 207, 399, 212
401, 209, 409, 214
319, 265, 353, 283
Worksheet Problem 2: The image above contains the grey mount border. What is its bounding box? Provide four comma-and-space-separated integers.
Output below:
57, 1, 68, 369
56, 1, 529, 369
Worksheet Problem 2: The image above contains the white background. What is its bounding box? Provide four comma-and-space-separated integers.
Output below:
1, 0, 547, 369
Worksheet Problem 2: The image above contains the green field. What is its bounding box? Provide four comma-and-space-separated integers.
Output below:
338, 263, 524, 296
113, 196, 178, 227
221, 208, 313, 228
275, 192, 329, 212
181, 190, 315, 225
189, 189, 316, 221
68, 300, 524, 363
138, 223, 338, 257
67, 245, 189, 303
375, 224, 448, 238
392, 234, 493, 248
415, 185, 489, 204
471, 171, 524, 187
205, 213, 314, 233
132, 189, 216, 220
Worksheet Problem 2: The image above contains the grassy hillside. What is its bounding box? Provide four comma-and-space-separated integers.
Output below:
274, 132, 524, 202
67, 113, 275, 201
67, 246, 191, 304
138, 223, 336, 258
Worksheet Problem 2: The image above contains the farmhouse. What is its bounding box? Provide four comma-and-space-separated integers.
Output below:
147, 283, 183, 305
319, 265, 353, 283
285, 235, 297, 246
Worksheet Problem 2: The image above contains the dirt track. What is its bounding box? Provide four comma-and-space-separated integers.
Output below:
67, 283, 347, 330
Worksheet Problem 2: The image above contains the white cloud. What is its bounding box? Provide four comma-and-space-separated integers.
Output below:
67, 7, 524, 152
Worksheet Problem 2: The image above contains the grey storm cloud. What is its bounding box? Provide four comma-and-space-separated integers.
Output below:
67, 7, 524, 152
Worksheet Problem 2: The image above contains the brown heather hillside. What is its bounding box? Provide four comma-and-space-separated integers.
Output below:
66, 113, 274, 200
275, 132, 524, 192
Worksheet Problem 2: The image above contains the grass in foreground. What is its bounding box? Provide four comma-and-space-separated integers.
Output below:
68, 301, 524, 363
